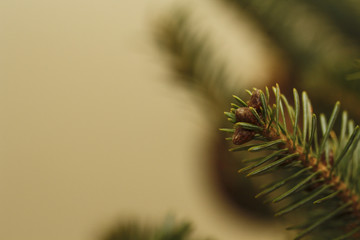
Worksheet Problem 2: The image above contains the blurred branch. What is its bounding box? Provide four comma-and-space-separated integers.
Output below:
302, 0, 360, 43
154, 9, 233, 115
102, 217, 209, 240
219, 0, 360, 118
153, 9, 275, 218
220, 0, 360, 73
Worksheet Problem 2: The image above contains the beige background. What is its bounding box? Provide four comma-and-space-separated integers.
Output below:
1, 0, 285, 239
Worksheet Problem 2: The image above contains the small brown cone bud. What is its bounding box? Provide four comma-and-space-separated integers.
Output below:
235, 107, 256, 123
232, 127, 255, 145
247, 89, 262, 109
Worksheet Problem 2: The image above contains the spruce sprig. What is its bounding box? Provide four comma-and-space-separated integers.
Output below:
221, 85, 360, 239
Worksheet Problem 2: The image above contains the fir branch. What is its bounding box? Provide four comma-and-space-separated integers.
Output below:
220, 0, 360, 73
101, 217, 208, 240
222, 85, 360, 239
154, 10, 233, 110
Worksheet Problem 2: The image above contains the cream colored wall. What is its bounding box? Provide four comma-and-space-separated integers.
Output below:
1, 0, 286, 239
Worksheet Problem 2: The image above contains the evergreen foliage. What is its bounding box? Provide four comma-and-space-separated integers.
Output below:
221, 0, 360, 79
102, 217, 208, 240
154, 3, 360, 239
222, 85, 360, 239
154, 10, 232, 111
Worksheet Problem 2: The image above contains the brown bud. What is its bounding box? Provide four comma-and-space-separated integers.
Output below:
235, 107, 256, 123
247, 89, 262, 109
232, 127, 255, 145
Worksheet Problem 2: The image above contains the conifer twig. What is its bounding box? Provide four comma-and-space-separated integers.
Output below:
221, 85, 360, 239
